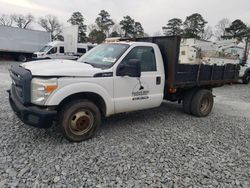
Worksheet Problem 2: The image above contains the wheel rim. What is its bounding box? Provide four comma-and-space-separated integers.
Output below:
200, 97, 210, 114
69, 110, 94, 136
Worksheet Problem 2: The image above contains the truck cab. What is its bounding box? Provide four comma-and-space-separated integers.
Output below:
32, 41, 96, 60
9, 42, 165, 141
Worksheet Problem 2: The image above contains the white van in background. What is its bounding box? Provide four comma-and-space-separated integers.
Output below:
32, 41, 96, 60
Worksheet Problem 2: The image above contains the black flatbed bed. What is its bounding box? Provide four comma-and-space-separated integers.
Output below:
131, 36, 240, 90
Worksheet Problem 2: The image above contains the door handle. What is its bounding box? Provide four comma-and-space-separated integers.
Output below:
156, 76, 161, 85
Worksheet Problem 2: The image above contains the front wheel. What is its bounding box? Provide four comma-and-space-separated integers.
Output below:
242, 74, 250, 84
59, 100, 101, 142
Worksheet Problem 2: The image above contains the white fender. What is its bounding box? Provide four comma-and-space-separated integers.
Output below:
46, 82, 114, 116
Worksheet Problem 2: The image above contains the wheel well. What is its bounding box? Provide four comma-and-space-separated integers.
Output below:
58, 92, 107, 116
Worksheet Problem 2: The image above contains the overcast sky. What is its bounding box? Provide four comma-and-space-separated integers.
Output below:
0, 0, 250, 35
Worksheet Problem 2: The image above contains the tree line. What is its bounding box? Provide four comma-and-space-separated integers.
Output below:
0, 10, 145, 43
1, 11, 249, 43
162, 13, 250, 41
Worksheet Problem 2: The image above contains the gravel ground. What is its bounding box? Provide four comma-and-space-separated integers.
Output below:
0, 61, 250, 187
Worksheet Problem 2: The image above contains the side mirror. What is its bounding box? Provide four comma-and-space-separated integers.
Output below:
117, 59, 141, 78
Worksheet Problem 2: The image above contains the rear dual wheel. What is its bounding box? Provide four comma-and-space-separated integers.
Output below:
183, 89, 196, 114
183, 89, 214, 117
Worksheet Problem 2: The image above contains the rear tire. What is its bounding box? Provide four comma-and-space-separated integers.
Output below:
59, 99, 101, 142
242, 73, 250, 84
183, 89, 196, 114
190, 89, 214, 117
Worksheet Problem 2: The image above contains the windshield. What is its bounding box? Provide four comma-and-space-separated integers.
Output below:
39, 45, 52, 53
78, 43, 129, 68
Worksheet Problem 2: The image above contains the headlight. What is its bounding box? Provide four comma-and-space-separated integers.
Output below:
31, 78, 58, 105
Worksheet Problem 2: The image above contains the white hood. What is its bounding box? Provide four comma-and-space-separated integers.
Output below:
21, 59, 102, 77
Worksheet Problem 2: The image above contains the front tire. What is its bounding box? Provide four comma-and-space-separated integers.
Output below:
242, 73, 250, 84
190, 89, 214, 117
59, 100, 101, 142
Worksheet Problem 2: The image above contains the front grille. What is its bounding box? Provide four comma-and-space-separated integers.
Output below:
9, 65, 32, 105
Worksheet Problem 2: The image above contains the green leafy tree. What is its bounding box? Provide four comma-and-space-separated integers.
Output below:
162, 18, 182, 36
120, 16, 135, 37
223, 20, 250, 63
120, 16, 144, 38
88, 29, 106, 44
68, 12, 87, 42
38, 15, 62, 40
132, 22, 144, 38
224, 19, 249, 40
183, 13, 207, 39
96, 10, 114, 34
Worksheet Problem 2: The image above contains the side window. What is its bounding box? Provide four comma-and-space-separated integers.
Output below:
77, 48, 87, 54
48, 47, 57, 54
121, 46, 157, 72
59, 47, 64, 53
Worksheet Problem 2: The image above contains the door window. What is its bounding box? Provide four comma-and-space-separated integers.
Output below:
59, 47, 64, 53
48, 47, 57, 54
77, 48, 87, 54
121, 46, 157, 72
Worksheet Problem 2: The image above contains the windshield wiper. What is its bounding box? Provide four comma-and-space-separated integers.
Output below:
83, 62, 96, 68
82, 61, 110, 70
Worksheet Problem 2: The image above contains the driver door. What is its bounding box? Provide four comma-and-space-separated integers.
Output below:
114, 46, 164, 114
47, 47, 58, 59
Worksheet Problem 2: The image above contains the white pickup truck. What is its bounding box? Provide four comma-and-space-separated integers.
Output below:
8, 36, 240, 142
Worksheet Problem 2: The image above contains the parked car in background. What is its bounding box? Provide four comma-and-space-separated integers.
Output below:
32, 41, 96, 60
0, 26, 51, 62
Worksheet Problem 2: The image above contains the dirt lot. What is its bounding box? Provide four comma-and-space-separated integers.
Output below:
0, 61, 250, 187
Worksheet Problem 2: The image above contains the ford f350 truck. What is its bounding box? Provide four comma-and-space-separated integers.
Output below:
8, 36, 240, 142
